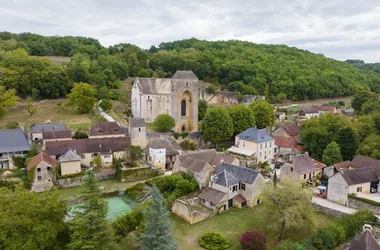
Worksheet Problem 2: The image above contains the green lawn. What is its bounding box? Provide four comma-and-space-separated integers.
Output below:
146, 123, 156, 132
118, 205, 339, 250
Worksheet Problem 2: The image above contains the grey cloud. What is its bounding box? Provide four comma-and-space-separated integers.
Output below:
1, 0, 380, 62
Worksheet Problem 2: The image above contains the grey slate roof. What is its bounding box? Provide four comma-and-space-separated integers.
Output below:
237, 128, 273, 143
198, 187, 227, 204
172, 70, 198, 79
340, 167, 379, 185
0, 129, 30, 153
129, 118, 146, 128
30, 123, 66, 133
344, 230, 380, 250
214, 162, 260, 186
145, 137, 181, 156
350, 155, 380, 169
42, 129, 72, 140
58, 147, 82, 162
293, 154, 318, 174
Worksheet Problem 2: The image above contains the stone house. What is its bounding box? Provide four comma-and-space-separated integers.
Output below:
42, 129, 72, 150
349, 155, 380, 169
131, 70, 199, 132
144, 137, 182, 170
27, 152, 57, 192
128, 117, 147, 148
312, 105, 338, 116
173, 149, 238, 188
228, 127, 275, 163
327, 167, 380, 205
298, 108, 319, 120
272, 123, 301, 140
343, 229, 380, 250
89, 122, 126, 139
198, 163, 265, 212
280, 153, 323, 183
58, 147, 82, 176
323, 160, 351, 178
45, 137, 130, 168
30, 122, 66, 141
275, 112, 285, 122
0, 129, 30, 169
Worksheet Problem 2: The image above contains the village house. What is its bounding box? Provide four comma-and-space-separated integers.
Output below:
42, 129, 72, 150
298, 108, 319, 120
228, 127, 275, 163
128, 117, 147, 148
323, 160, 351, 178
30, 122, 66, 141
27, 152, 58, 192
131, 70, 199, 132
327, 167, 380, 205
0, 129, 30, 169
58, 147, 82, 176
89, 122, 126, 139
173, 149, 238, 188
349, 155, 380, 169
275, 112, 285, 122
198, 163, 265, 212
144, 137, 182, 171
343, 228, 380, 250
280, 153, 323, 183
45, 137, 130, 169
312, 105, 338, 116
341, 108, 355, 118
272, 123, 303, 157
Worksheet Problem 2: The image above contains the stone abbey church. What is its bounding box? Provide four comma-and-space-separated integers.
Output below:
131, 70, 199, 132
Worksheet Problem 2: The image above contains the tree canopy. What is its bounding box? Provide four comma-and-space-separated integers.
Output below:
248, 100, 275, 129
0, 86, 17, 118
228, 104, 255, 135
66, 82, 97, 113
153, 114, 175, 132
322, 141, 343, 166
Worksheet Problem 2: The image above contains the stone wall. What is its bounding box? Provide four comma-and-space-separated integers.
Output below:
312, 203, 347, 218
172, 198, 212, 224
57, 169, 116, 188
347, 197, 380, 214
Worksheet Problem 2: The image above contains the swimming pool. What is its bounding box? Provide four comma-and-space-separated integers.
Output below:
68, 197, 132, 221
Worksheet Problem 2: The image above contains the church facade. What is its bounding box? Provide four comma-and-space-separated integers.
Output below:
131, 70, 199, 132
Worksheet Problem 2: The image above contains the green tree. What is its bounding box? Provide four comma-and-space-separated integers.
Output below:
352, 91, 378, 113
66, 82, 97, 113
93, 156, 102, 168
68, 171, 116, 250
335, 127, 359, 161
301, 125, 330, 161
140, 186, 177, 250
273, 171, 278, 187
99, 99, 113, 111
125, 145, 144, 167
358, 134, 380, 159
322, 142, 343, 166
153, 114, 175, 132
0, 86, 18, 118
228, 104, 255, 135
249, 100, 275, 129
25, 97, 37, 118
0, 184, 69, 249
198, 99, 208, 121
260, 178, 315, 241
200, 106, 234, 147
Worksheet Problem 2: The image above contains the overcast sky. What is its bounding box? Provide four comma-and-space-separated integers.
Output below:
1, 0, 380, 62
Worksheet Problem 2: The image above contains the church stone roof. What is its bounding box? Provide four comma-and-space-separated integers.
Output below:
135, 78, 171, 94
172, 70, 198, 79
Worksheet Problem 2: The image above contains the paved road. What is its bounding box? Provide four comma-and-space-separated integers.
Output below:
312, 197, 380, 219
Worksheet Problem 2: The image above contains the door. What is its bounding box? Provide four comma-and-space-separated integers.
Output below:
228, 199, 233, 208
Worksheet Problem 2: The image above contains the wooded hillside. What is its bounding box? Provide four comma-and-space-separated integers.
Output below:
1, 32, 380, 101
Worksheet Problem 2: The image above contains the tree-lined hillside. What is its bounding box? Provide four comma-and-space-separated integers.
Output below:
1, 32, 380, 101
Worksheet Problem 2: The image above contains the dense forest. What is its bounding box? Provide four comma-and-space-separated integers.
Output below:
1, 31, 380, 101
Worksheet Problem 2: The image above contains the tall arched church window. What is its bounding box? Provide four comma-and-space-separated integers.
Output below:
181, 100, 186, 116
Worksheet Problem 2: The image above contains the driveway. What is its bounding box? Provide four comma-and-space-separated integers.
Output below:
357, 193, 380, 203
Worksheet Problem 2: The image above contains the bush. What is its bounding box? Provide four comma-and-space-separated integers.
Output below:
340, 209, 376, 240
240, 231, 266, 250
199, 232, 232, 250
179, 140, 197, 150
73, 129, 88, 139
125, 183, 146, 199
327, 224, 345, 247
275, 240, 308, 250
12, 156, 25, 169
174, 132, 180, 139
6, 121, 19, 129
100, 99, 113, 111
112, 210, 144, 238
311, 229, 334, 250
153, 114, 175, 132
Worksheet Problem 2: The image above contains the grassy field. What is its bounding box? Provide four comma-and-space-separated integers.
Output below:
118, 206, 339, 250
34, 56, 71, 66
0, 99, 101, 130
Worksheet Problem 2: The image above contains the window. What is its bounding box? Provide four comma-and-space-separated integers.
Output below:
181, 99, 186, 116
186, 82, 189, 87
148, 96, 150, 100
93, 153, 98, 157
232, 185, 238, 192
357, 187, 363, 192
260, 143, 262, 149
304, 174, 306, 179
37, 168, 41, 172
47, 167, 51, 171
242, 142, 245, 147
210, 202, 214, 206
290, 167, 293, 172
260, 152, 262, 157
138, 128, 141, 132
37, 176, 42, 181
270, 142, 272, 147
265, 142, 267, 148
171, 85, 174, 91
81, 154, 85, 159
240, 183, 246, 191
202, 199, 205, 203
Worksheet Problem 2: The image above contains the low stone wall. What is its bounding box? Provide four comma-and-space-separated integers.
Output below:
96, 169, 116, 181
312, 203, 346, 218
121, 166, 160, 182
347, 197, 380, 214
172, 198, 212, 224
57, 170, 116, 188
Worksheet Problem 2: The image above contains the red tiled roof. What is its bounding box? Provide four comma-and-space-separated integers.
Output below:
292, 145, 305, 153
274, 136, 293, 148
27, 152, 58, 170
334, 160, 351, 170
312, 159, 326, 169
234, 194, 246, 203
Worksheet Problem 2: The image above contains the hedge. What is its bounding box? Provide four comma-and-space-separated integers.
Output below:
199, 232, 232, 250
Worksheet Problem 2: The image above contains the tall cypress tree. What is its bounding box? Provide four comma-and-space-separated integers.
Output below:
140, 186, 178, 250
68, 171, 116, 250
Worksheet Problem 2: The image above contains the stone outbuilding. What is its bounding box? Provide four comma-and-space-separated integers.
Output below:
144, 137, 182, 170
129, 117, 147, 148
27, 152, 58, 192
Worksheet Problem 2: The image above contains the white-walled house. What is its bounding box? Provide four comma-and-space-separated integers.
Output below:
144, 137, 182, 170
198, 163, 265, 212
0, 129, 30, 169
228, 128, 275, 163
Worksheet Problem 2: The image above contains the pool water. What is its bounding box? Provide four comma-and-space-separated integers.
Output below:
68, 197, 132, 221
